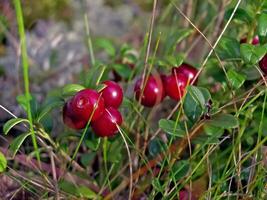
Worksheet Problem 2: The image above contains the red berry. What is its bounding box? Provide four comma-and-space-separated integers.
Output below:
92, 107, 122, 137
134, 75, 164, 107
63, 100, 87, 129
252, 36, 259, 45
172, 63, 198, 84
165, 73, 188, 101
101, 81, 123, 108
71, 89, 105, 122
259, 54, 267, 74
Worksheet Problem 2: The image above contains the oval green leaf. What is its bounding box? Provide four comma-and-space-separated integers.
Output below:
62, 84, 85, 97
240, 44, 267, 65
227, 69, 246, 89
159, 119, 185, 137
170, 160, 190, 181
9, 132, 31, 157
207, 114, 239, 129
3, 118, 29, 135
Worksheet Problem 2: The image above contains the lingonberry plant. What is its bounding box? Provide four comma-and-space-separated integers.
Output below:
62, 84, 124, 138
1, 0, 267, 199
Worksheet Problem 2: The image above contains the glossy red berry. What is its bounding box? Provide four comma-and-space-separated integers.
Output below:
92, 107, 122, 137
252, 36, 259, 45
134, 75, 164, 107
172, 63, 198, 84
101, 81, 123, 108
71, 89, 105, 122
63, 100, 87, 129
259, 54, 267, 74
164, 73, 188, 101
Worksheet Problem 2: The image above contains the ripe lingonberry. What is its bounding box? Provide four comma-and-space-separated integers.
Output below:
134, 75, 164, 107
92, 107, 122, 137
164, 73, 188, 101
172, 63, 198, 84
71, 89, 105, 122
101, 80, 123, 108
63, 100, 87, 129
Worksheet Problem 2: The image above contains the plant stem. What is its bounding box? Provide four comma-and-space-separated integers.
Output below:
13, 0, 40, 163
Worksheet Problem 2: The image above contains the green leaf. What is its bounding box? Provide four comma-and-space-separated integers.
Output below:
122, 53, 138, 64
204, 124, 224, 137
148, 138, 167, 157
113, 63, 133, 79
240, 44, 267, 64
85, 133, 101, 151
170, 160, 190, 181
183, 86, 211, 122
224, 8, 252, 24
164, 54, 185, 67
94, 38, 116, 57
158, 119, 185, 137
80, 152, 96, 167
107, 139, 122, 163
257, 12, 267, 44
227, 69, 246, 89
216, 37, 240, 60
193, 124, 224, 144
17, 93, 32, 112
241, 67, 261, 80
207, 114, 239, 129
84, 63, 107, 88
77, 186, 98, 199
9, 132, 31, 157
199, 87, 212, 102
62, 84, 85, 97
17, 95, 39, 120
193, 134, 220, 144
165, 29, 193, 54
0, 152, 7, 173
3, 118, 29, 135
59, 180, 78, 196
37, 97, 64, 121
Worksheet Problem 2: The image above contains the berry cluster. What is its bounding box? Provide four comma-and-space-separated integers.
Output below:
63, 81, 123, 137
134, 63, 198, 107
